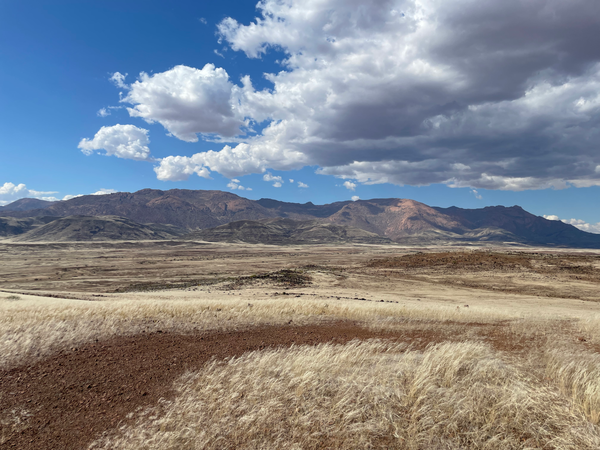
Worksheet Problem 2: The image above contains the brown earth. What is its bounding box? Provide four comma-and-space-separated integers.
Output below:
0, 317, 556, 450
1, 322, 410, 450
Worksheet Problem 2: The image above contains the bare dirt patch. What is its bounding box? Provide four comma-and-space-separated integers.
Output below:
1, 321, 410, 450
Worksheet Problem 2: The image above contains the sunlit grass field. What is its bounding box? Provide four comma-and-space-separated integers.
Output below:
3, 289, 600, 448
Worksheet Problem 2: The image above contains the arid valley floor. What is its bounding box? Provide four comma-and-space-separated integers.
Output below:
3, 241, 600, 449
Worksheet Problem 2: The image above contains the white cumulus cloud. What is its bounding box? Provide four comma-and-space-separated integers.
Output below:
543, 215, 561, 221
471, 189, 482, 200
110, 72, 128, 89
60, 189, 117, 201
92, 188, 117, 196
0, 182, 59, 205
298, 181, 308, 188
78, 124, 153, 161
0, 183, 120, 206
154, 155, 212, 181
227, 179, 252, 190
343, 181, 356, 191
122, 64, 244, 141
351, 196, 360, 202
97, 106, 123, 118
263, 172, 284, 187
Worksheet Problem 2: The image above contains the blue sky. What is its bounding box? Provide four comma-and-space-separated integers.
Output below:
1, 0, 600, 232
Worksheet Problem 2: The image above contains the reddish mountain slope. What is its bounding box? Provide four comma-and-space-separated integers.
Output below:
2, 189, 599, 247
326, 199, 467, 241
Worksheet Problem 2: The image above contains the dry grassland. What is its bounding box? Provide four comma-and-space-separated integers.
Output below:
3, 242, 600, 448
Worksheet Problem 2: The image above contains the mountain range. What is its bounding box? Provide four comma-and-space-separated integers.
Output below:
1, 188, 599, 247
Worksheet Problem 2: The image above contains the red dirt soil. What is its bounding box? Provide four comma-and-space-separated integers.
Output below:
1, 321, 404, 450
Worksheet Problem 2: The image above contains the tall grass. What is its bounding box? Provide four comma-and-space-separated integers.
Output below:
545, 348, 600, 425
5, 293, 600, 448
90, 340, 600, 449
0, 294, 520, 370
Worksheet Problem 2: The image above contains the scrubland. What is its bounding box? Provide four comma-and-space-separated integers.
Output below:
3, 243, 600, 448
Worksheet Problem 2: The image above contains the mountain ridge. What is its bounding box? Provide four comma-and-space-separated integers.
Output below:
1, 189, 598, 247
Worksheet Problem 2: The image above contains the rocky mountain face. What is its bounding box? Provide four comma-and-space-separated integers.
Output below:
324, 199, 467, 241
183, 218, 393, 245
2, 189, 599, 247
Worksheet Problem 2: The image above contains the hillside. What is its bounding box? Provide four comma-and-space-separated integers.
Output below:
2, 189, 600, 247
183, 218, 393, 245
0, 216, 56, 238
434, 206, 600, 248
15, 216, 179, 242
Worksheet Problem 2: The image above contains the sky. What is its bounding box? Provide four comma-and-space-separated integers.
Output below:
1, 0, 600, 233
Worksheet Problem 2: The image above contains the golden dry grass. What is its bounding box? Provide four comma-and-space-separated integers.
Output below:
6, 293, 600, 448
3, 244, 600, 448
0, 292, 521, 370
90, 340, 600, 449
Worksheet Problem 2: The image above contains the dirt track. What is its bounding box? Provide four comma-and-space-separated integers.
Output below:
1, 321, 401, 450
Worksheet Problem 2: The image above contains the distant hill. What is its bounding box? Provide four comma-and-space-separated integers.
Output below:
14, 216, 181, 242
183, 218, 393, 245
2, 188, 600, 248
433, 205, 600, 248
0, 198, 56, 212
0, 216, 56, 237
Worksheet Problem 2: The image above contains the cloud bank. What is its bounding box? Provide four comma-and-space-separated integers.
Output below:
0, 182, 58, 205
95, 0, 600, 191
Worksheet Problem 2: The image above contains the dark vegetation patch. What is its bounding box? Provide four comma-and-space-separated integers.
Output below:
114, 278, 223, 293
223, 269, 312, 290
368, 251, 600, 281
368, 251, 533, 271
116, 269, 314, 293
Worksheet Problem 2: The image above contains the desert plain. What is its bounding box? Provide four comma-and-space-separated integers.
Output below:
2, 240, 600, 449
